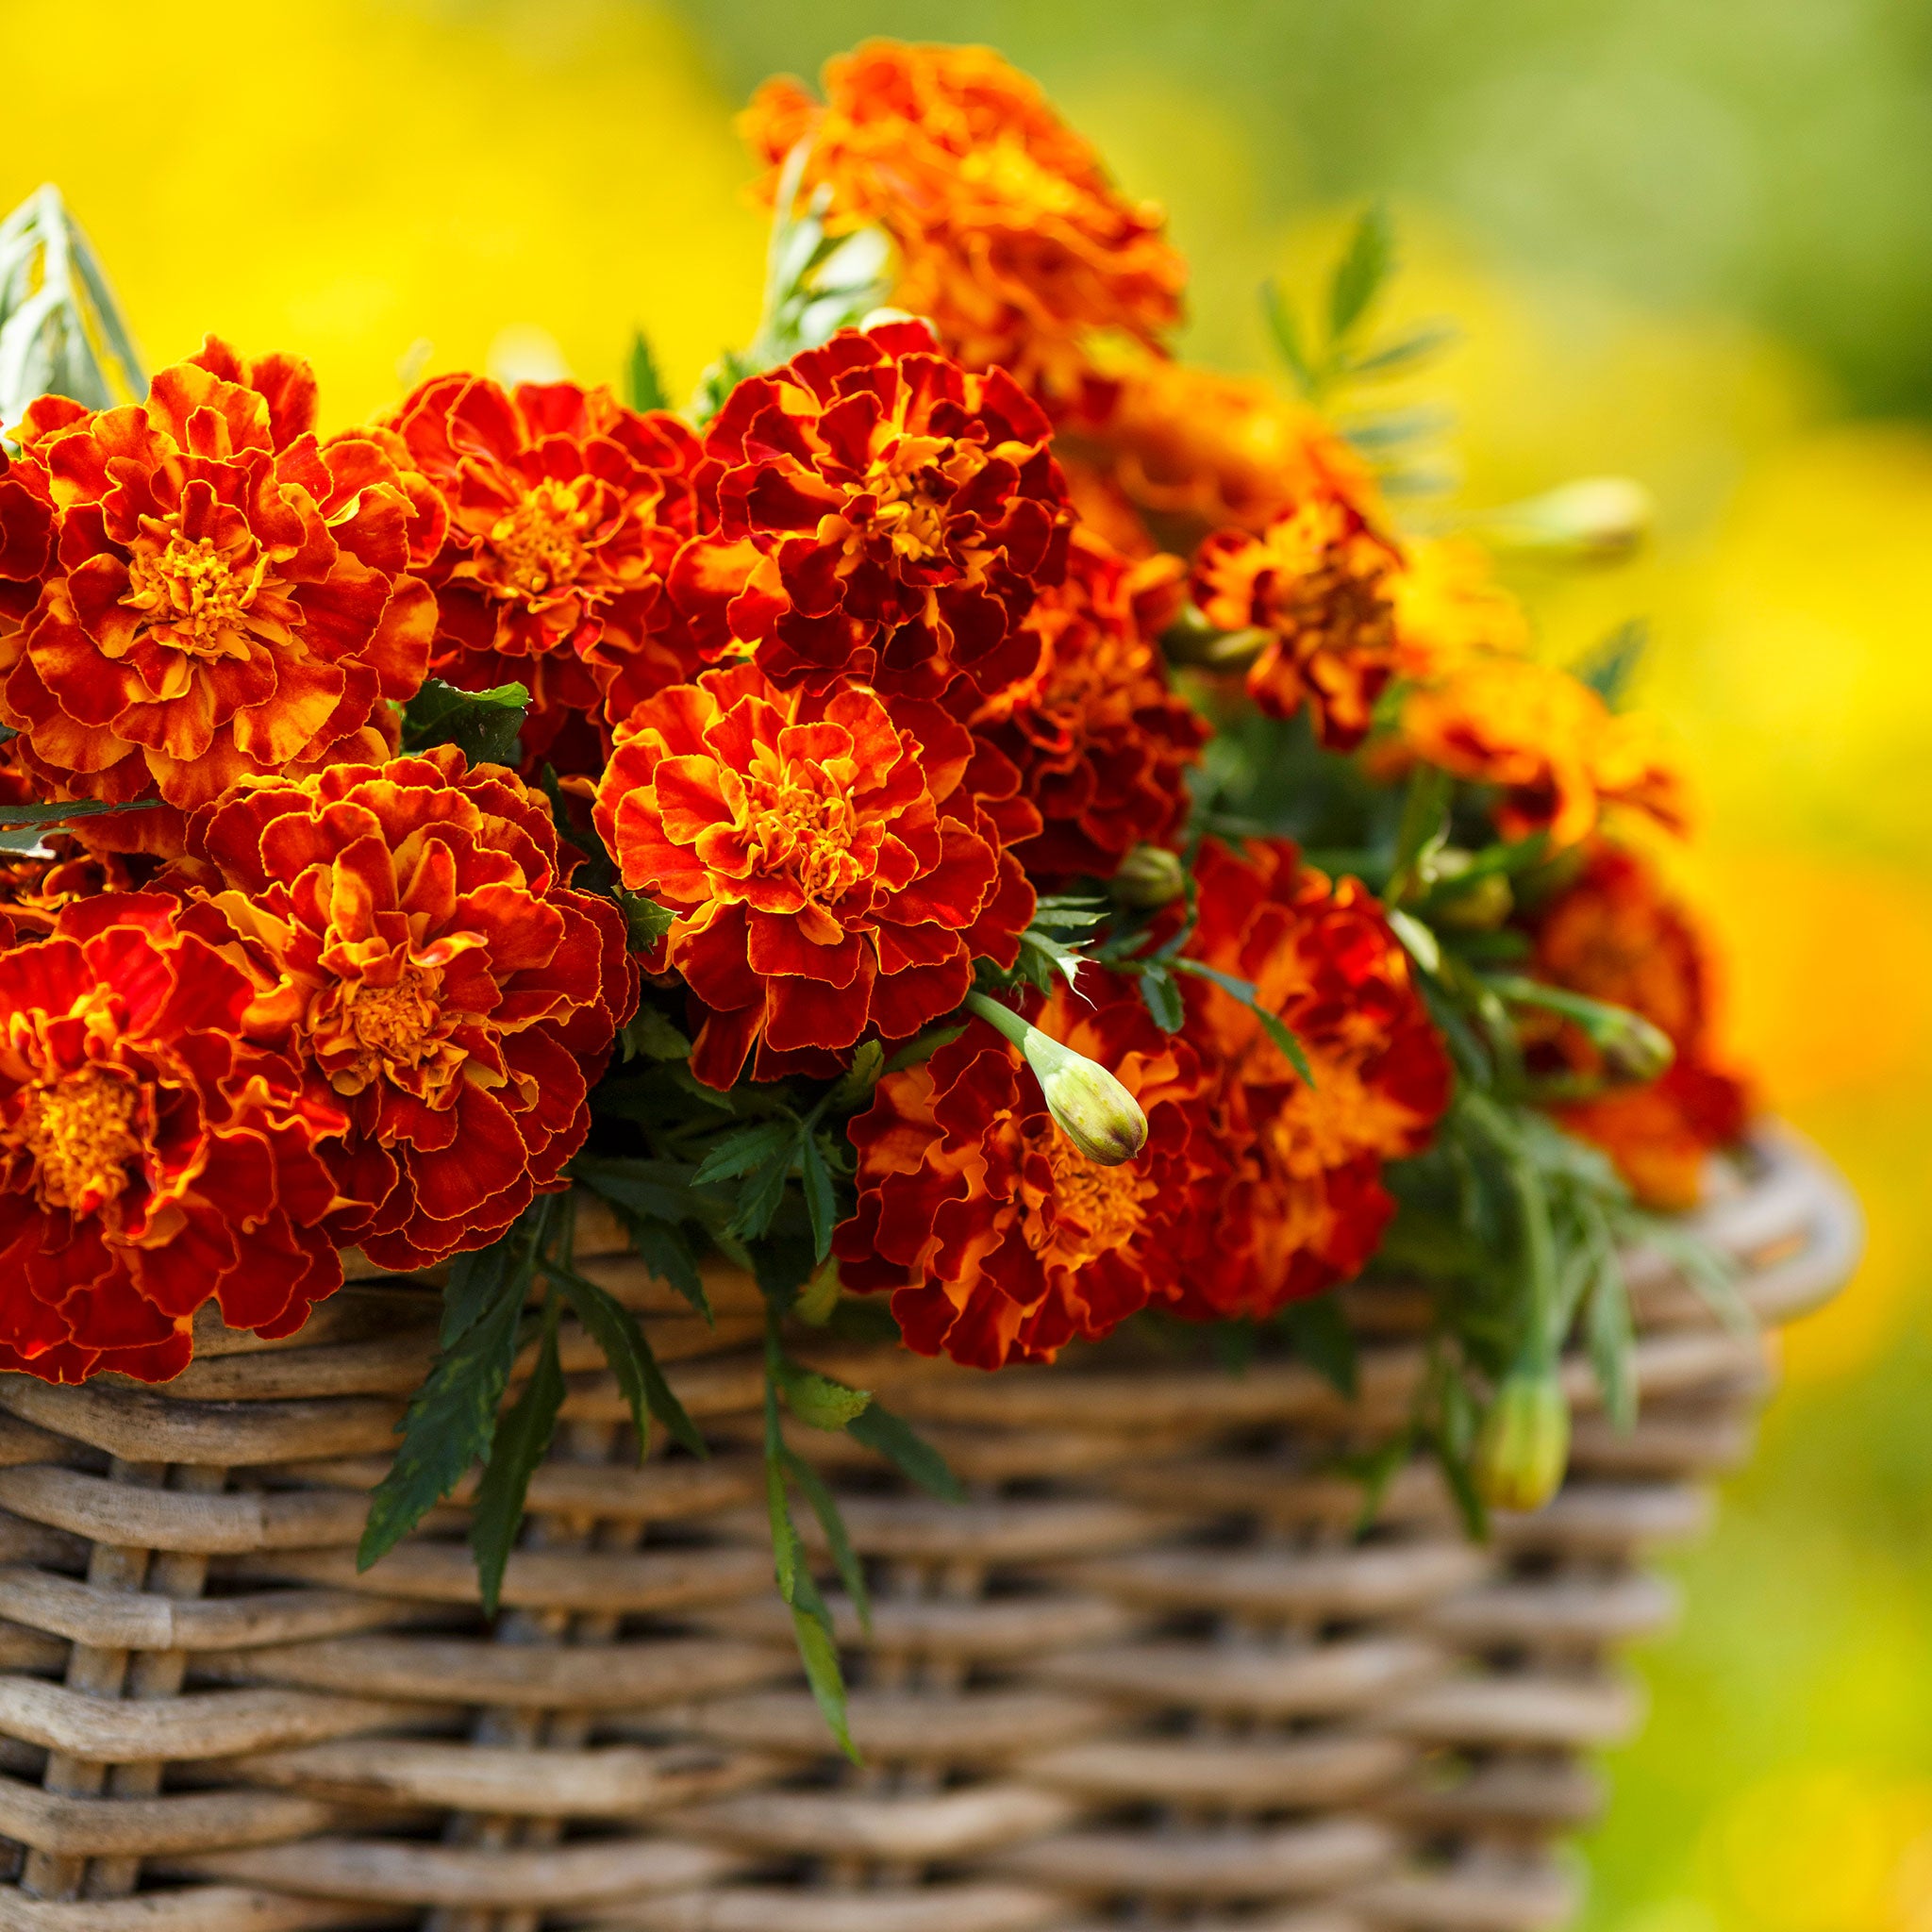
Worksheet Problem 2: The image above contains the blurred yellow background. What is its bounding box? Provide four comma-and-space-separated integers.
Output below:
8, 2, 1931, 1925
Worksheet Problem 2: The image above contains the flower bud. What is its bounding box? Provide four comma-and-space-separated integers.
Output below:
1598, 1009, 1676, 1084
964, 991, 1150, 1164
1475, 476, 1654, 564
1424, 849, 1512, 930
1026, 1031, 1149, 1164
1110, 844, 1188, 910
1474, 1369, 1570, 1513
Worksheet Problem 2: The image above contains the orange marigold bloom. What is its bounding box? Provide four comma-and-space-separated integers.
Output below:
834, 970, 1221, 1369
1074, 357, 1376, 541
1193, 494, 1404, 751
0, 339, 435, 830
1388, 537, 1532, 676
384, 375, 708, 774
0, 892, 348, 1385
182, 748, 634, 1271
595, 661, 1031, 1088
1164, 838, 1453, 1319
1521, 842, 1750, 1208
1394, 655, 1686, 848
970, 528, 1202, 880
741, 42, 1185, 410
672, 322, 1069, 707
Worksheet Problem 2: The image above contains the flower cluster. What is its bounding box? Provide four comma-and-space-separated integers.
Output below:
0, 23, 1756, 1521
741, 42, 1186, 410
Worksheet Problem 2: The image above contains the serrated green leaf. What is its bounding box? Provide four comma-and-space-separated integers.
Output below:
468, 1293, 565, 1617
799, 1130, 839, 1264
614, 886, 676, 953
783, 1447, 872, 1634
1138, 965, 1185, 1033
1278, 1293, 1360, 1399
692, 1118, 798, 1188
359, 1255, 530, 1572
825, 1039, 885, 1111
441, 1226, 521, 1350
1327, 203, 1395, 346
400, 678, 529, 766
626, 327, 666, 412
0, 797, 164, 830
845, 1402, 964, 1502
556, 1265, 707, 1456
789, 1598, 858, 1761
727, 1148, 794, 1243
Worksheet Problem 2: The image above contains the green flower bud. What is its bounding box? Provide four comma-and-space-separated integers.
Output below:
1110, 844, 1188, 910
965, 991, 1149, 1166
1475, 476, 1654, 563
1474, 1369, 1571, 1513
1598, 1009, 1676, 1084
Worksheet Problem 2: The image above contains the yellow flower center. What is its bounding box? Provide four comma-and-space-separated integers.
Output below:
19, 1069, 142, 1214
348, 968, 443, 1071
1027, 1133, 1147, 1268
860, 434, 973, 562
125, 531, 266, 657
488, 479, 592, 600
744, 771, 866, 907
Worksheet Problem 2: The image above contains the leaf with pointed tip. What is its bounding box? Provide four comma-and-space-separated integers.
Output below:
1327, 203, 1395, 346
844, 1402, 965, 1502
400, 679, 528, 766
468, 1295, 565, 1616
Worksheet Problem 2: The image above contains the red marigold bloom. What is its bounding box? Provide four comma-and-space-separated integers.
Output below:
1520, 842, 1750, 1208
1165, 838, 1453, 1320
0, 892, 347, 1385
671, 321, 1070, 705
1193, 493, 1405, 751
741, 42, 1186, 410
0, 339, 435, 831
594, 661, 1031, 1088
969, 527, 1203, 880
383, 375, 708, 773
1393, 655, 1686, 848
182, 747, 634, 1271
834, 971, 1220, 1368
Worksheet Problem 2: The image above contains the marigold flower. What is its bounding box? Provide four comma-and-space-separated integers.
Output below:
1193, 494, 1404, 751
1164, 838, 1453, 1320
969, 528, 1202, 880
384, 375, 708, 773
672, 322, 1070, 708
1388, 537, 1532, 676
1074, 356, 1376, 540
834, 971, 1220, 1369
182, 747, 634, 1271
1520, 842, 1749, 1208
1394, 655, 1686, 848
0, 892, 348, 1384
741, 42, 1186, 409
594, 661, 1030, 1088
0, 339, 435, 836
0, 840, 140, 947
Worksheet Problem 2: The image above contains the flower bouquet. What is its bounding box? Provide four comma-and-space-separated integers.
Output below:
0, 42, 1846, 1885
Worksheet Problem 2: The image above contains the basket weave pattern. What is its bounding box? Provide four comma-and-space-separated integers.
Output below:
0, 1130, 1857, 1932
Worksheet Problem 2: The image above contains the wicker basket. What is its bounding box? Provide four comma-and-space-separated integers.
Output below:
0, 1125, 1857, 1932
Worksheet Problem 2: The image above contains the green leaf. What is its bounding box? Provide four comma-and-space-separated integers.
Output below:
1574, 618, 1648, 709
1170, 958, 1316, 1085
789, 1597, 858, 1761
359, 1251, 531, 1571
1387, 908, 1443, 977
1341, 318, 1459, 379
1327, 202, 1396, 346
1259, 278, 1317, 396
621, 1006, 691, 1063
1342, 1425, 1414, 1535
0, 796, 166, 830
692, 1119, 798, 1187
1278, 1293, 1360, 1399
614, 886, 676, 953
625, 327, 666, 412
1385, 764, 1452, 904
775, 1357, 872, 1432
846, 1402, 965, 1502
400, 678, 529, 766
622, 1212, 710, 1320
441, 1227, 521, 1350
556, 1265, 708, 1456
468, 1292, 565, 1617
1585, 1263, 1636, 1432
799, 1131, 839, 1265
825, 1039, 885, 1111
783, 1447, 872, 1633
727, 1147, 794, 1243
1138, 964, 1185, 1033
